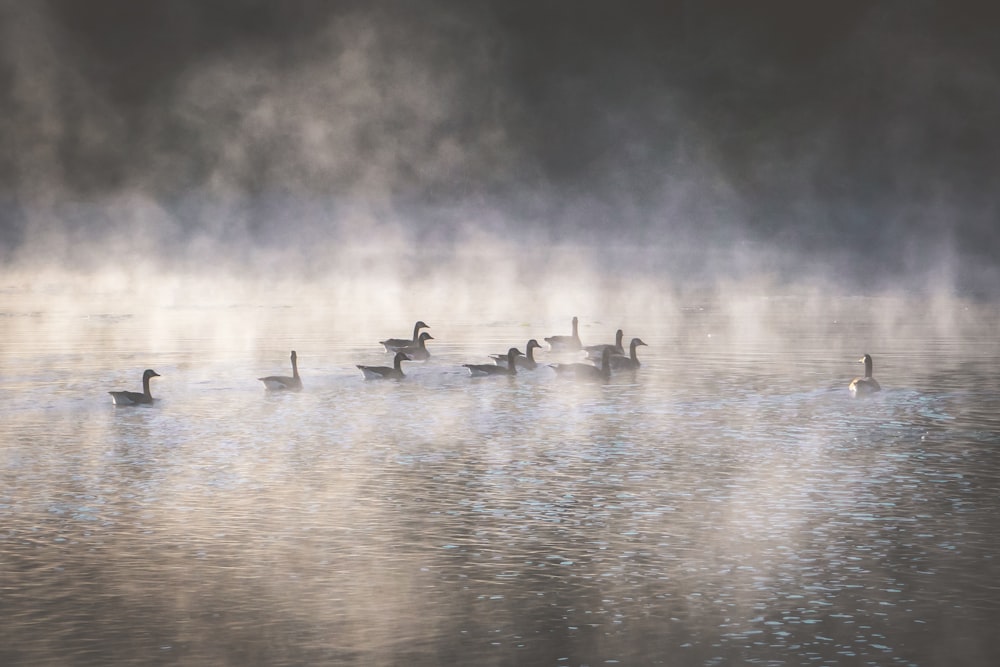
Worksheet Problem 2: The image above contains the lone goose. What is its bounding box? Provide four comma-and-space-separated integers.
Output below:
609, 338, 648, 370
380, 321, 429, 353
358, 351, 411, 380
259, 350, 303, 391
465, 348, 522, 376
584, 329, 624, 361
109, 369, 160, 406
849, 353, 881, 397
491, 339, 542, 370
550, 347, 612, 381
395, 332, 434, 361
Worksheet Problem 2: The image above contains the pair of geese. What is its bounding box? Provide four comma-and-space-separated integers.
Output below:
109, 352, 306, 404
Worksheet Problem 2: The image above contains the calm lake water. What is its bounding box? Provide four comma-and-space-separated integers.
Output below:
2, 279, 1000, 666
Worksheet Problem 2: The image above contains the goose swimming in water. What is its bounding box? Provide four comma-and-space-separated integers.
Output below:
849, 353, 881, 397
490, 339, 542, 370
609, 337, 647, 370
545, 316, 582, 352
109, 369, 160, 405
380, 321, 429, 353
258, 350, 303, 391
357, 351, 411, 380
550, 347, 612, 381
465, 348, 522, 376
584, 329, 624, 361
395, 332, 434, 361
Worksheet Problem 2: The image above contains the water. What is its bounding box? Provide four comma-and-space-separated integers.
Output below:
2, 280, 1000, 666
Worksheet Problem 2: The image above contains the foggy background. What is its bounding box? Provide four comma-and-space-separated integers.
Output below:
2, 0, 999, 295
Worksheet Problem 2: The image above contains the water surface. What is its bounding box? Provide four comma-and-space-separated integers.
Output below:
2, 284, 999, 666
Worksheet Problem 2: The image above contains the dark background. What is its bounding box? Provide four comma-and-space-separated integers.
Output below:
2, 1, 998, 292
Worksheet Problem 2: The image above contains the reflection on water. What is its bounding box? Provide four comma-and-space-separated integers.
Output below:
2, 286, 1000, 666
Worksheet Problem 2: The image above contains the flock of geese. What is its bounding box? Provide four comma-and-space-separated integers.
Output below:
107, 317, 882, 405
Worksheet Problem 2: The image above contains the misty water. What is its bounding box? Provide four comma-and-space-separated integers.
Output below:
3, 278, 1000, 666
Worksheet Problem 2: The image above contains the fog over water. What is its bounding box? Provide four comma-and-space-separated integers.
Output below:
3, 3, 1000, 667
2, 1, 999, 294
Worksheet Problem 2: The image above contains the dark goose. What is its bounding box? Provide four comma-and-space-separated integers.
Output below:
259, 351, 303, 392
109, 369, 161, 406
395, 332, 434, 361
848, 353, 881, 397
545, 316, 583, 352
550, 347, 612, 381
584, 329, 624, 361
358, 351, 411, 380
380, 321, 429, 353
465, 348, 522, 376
609, 337, 648, 370
490, 339, 542, 370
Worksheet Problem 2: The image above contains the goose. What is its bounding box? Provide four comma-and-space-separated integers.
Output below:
584, 329, 625, 360
258, 350, 303, 391
394, 332, 434, 361
609, 338, 648, 370
380, 321, 429, 353
490, 339, 542, 370
465, 348, 522, 376
358, 351, 411, 380
849, 353, 881, 397
545, 316, 582, 352
550, 347, 612, 381
109, 369, 160, 406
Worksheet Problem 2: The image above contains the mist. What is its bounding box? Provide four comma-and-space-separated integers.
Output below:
7, 7, 1000, 665
2, 0, 999, 300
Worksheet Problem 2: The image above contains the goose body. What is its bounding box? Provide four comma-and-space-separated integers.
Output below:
545, 316, 582, 352
259, 351, 303, 391
395, 332, 434, 361
550, 347, 612, 381
465, 348, 522, 376
358, 351, 411, 380
108, 368, 160, 406
849, 354, 881, 397
491, 339, 542, 370
584, 329, 624, 361
609, 337, 647, 370
380, 321, 429, 353
109, 369, 160, 406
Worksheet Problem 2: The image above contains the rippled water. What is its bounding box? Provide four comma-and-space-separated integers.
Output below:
3, 283, 1000, 666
